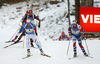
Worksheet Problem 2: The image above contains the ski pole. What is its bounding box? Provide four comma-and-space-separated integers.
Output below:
36, 14, 41, 28
37, 36, 42, 47
4, 41, 23, 48
22, 36, 25, 48
36, 14, 39, 27
9, 29, 19, 41
66, 39, 71, 55
84, 40, 90, 55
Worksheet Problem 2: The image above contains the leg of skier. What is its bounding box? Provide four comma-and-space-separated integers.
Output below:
32, 34, 44, 55
14, 31, 25, 43
72, 36, 77, 57
26, 34, 31, 56
30, 38, 34, 47
18, 31, 25, 41
78, 37, 88, 56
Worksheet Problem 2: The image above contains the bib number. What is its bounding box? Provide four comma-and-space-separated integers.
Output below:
72, 30, 80, 34
25, 29, 34, 33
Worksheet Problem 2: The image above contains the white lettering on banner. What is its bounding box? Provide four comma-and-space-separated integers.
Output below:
90, 15, 93, 23
94, 15, 100, 23
81, 14, 100, 23
81, 14, 89, 23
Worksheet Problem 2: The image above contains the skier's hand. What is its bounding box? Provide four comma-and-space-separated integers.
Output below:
38, 23, 40, 28
35, 32, 38, 36
83, 36, 86, 40
69, 36, 72, 40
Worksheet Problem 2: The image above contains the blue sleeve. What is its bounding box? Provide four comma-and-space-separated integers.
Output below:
83, 29, 85, 34
71, 24, 73, 28
68, 27, 71, 35
18, 23, 26, 33
21, 14, 27, 22
31, 23, 36, 28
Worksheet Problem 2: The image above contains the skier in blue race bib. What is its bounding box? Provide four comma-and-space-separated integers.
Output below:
68, 20, 88, 57
14, 19, 44, 56
12, 10, 41, 47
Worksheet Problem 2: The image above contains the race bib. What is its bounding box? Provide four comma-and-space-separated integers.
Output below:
71, 30, 80, 34
25, 29, 34, 33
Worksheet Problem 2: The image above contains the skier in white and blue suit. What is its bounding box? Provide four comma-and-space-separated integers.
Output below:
68, 20, 88, 57
16, 19, 44, 56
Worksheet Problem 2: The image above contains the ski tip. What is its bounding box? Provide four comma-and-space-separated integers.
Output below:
4, 46, 8, 48
42, 54, 51, 58
87, 56, 93, 59
22, 55, 33, 59
46, 55, 51, 58
5, 42, 8, 43
5, 41, 14, 43
5, 41, 10, 43
49, 56, 51, 58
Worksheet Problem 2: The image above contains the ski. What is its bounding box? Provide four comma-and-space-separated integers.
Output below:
22, 55, 33, 59
68, 55, 79, 60
41, 54, 51, 58
86, 55, 93, 59
4, 43, 16, 48
68, 55, 93, 60
5, 41, 14, 43
22, 54, 51, 59
4, 41, 22, 48
5, 41, 23, 43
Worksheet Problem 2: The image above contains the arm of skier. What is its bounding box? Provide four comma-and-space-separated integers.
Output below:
32, 24, 38, 36
66, 35, 69, 40
68, 27, 72, 39
81, 27, 86, 40
12, 25, 24, 41
59, 36, 61, 41
34, 15, 41, 28
21, 13, 27, 25
35, 27, 38, 36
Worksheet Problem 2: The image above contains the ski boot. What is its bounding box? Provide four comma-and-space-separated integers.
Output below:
27, 49, 31, 57
73, 50, 77, 57
14, 40, 19, 44
40, 49, 45, 55
83, 50, 88, 56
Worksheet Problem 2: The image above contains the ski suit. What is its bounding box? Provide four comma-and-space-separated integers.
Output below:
18, 12, 40, 42
17, 23, 42, 50
21, 13, 40, 25
68, 24, 85, 51
59, 35, 69, 41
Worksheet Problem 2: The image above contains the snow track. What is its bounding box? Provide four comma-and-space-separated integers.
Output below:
0, 35, 100, 64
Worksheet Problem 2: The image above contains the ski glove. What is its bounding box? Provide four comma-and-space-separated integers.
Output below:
69, 35, 72, 40
83, 36, 86, 40
35, 32, 38, 36
38, 23, 40, 28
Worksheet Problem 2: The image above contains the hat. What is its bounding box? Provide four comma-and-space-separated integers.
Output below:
29, 10, 33, 13
26, 19, 31, 24
72, 20, 77, 24
62, 32, 65, 34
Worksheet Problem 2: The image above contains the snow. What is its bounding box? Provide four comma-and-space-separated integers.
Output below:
0, 1, 70, 40
0, 38, 100, 64
0, 29, 100, 64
